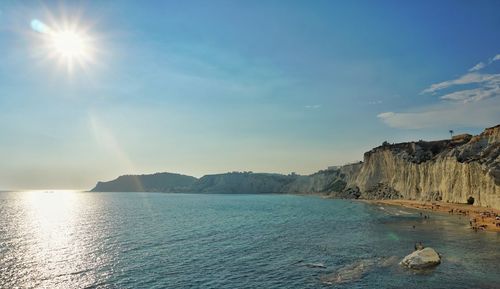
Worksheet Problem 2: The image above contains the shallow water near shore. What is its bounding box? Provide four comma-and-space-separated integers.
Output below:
1, 192, 499, 288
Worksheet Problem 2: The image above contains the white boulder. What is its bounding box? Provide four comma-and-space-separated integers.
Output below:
400, 247, 441, 269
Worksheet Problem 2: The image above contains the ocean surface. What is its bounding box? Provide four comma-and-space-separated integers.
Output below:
0, 192, 499, 289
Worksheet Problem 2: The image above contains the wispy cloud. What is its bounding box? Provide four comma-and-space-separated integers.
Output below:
420, 53, 500, 103
469, 62, 485, 72
379, 53, 500, 129
422, 53, 500, 96
305, 104, 321, 109
440, 85, 500, 103
421, 72, 497, 94
377, 97, 500, 129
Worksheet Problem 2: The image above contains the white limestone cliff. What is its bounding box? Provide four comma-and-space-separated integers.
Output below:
344, 125, 500, 209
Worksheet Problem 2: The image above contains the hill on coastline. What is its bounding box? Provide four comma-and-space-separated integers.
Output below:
90, 124, 500, 209
90, 172, 197, 192
190, 172, 298, 194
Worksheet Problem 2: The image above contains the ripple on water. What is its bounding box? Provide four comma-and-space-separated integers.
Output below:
0, 192, 499, 288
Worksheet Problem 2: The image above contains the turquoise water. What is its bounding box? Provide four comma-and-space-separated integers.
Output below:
0, 192, 499, 288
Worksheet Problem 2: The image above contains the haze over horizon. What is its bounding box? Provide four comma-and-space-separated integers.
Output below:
1, 0, 499, 190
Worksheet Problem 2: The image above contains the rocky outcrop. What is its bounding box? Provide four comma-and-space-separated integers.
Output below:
360, 183, 401, 200
285, 169, 347, 194
400, 248, 441, 269
342, 124, 500, 209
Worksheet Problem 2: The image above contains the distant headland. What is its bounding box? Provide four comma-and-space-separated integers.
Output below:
91, 124, 500, 209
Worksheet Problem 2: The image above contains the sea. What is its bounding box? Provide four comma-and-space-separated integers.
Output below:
0, 191, 499, 288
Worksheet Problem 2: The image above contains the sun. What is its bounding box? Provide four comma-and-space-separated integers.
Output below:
46, 28, 94, 72
50, 30, 88, 59
31, 18, 96, 72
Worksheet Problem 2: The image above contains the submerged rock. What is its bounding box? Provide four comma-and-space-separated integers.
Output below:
320, 256, 398, 285
321, 260, 372, 285
379, 256, 400, 267
400, 247, 441, 269
305, 263, 327, 269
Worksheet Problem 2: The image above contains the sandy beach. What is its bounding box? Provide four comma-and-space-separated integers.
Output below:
368, 199, 500, 232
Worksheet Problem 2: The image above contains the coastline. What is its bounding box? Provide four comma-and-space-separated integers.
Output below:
365, 199, 500, 232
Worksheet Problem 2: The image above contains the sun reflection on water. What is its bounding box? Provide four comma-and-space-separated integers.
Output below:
11, 190, 108, 288
25, 190, 78, 248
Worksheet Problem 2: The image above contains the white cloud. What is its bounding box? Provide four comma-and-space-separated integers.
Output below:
377, 97, 500, 129
379, 53, 500, 130
440, 85, 500, 103
421, 72, 496, 94
422, 53, 500, 94
377, 112, 395, 119
469, 62, 485, 72
305, 104, 321, 109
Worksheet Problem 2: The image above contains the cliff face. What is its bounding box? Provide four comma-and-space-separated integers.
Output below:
285, 169, 347, 194
89, 125, 499, 209
345, 125, 500, 209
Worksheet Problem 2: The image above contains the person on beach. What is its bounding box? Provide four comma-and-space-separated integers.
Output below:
414, 242, 424, 251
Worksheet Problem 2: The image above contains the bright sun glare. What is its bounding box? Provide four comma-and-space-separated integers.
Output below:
50, 30, 88, 59
31, 19, 95, 72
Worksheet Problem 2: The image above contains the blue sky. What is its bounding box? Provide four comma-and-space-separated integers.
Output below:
0, 0, 499, 189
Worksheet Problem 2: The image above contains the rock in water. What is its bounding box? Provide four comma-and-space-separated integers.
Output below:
400, 247, 441, 269
305, 263, 327, 269
321, 259, 376, 284
320, 256, 400, 285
